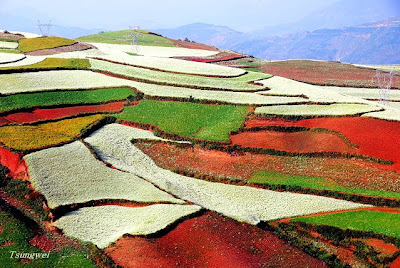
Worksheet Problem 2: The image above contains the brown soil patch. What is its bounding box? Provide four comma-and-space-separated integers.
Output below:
26, 42, 95, 56
168, 38, 217, 51
364, 238, 398, 255
0, 32, 24, 40
106, 211, 327, 268
29, 234, 57, 252
136, 142, 400, 193
230, 130, 356, 153
260, 60, 400, 89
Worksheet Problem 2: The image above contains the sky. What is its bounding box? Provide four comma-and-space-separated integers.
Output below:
0, 0, 342, 31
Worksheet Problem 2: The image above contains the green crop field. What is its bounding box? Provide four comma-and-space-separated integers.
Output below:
18, 36, 76, 53
77, 30, 176, 47
115, 100, 249, 141
0, 211, 97, 267
291, 210, 400, 238
0, 58, 90, 71
0, 49, 21, 54
0, 87, 135, 113
249, 171, 400, 199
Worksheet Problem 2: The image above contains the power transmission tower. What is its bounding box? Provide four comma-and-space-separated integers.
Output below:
37, 20, 53, 36
373, 69, 395, 106
126, 25, 141, 54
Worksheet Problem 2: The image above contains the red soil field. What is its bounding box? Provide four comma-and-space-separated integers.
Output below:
230, 130, 356, 153
105, 212, 327, 268
136, 142, 400, 193
259, 60, 400, 89
25, 42, 95, 56
245, 117, 400, 168
0, 147, 27, 179
29, 234, 57, 252
391, 256, 400, 268
0, 102, 125, 126
168, 38, 217, 51
364, 238, 398, 255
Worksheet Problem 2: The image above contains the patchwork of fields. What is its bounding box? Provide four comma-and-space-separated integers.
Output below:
0, 29, 399, 268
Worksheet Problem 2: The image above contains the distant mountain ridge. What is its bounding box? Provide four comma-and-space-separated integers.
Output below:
155, 17, 400, 64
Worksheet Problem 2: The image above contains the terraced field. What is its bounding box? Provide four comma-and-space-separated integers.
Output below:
0, 29, 399, 268
260, 59, 400, 89
77, 30, 176, 47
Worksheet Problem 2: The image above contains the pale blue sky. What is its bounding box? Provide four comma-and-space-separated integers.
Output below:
0, 0, 341, 31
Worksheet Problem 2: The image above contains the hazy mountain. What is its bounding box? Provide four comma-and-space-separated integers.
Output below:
231, 17, 400, 64
0, 12, 102, 38
254, 0, 400, 36
153, 23, 249, 48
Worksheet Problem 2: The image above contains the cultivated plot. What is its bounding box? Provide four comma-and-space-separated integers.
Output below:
24, 141, 184, 209
53, 204, 201, 248
85, 125, 371, 224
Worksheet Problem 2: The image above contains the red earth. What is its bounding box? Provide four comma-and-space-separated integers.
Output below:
364, 238, 398, 255
0, 147, 27, 179
260, 60, 400, 89
25, 42, 95, 56
0, 101, 125, 126
168, 38, 217, 51
391, 256, 400, 268
29, 234, 57, 252
230, 130, 356, 153
105, 211, 327, 268
245, 117, 400, 168
136, 142, 400, 193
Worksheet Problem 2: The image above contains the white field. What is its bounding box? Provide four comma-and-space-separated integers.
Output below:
355, 64, 400, 74
0, 41, 18, 49
50, 48, 108, 59
53, 204, 201, 248
0, 52, 25, 64
362, 107, 400, 121
258, 76, 371, 104
91, 42, 219, 58
0, 55, 46, 68
94, 124, 190, 144
24, 141, 184, 209
127, 79, 307, 105
0, 70, 305, 105
255, 103, 381, 117
0, 70, 130, 94
89, 59, 267, 91
85, 125, 371, 225
326, 87, 400, 101
92, 54, 246, 77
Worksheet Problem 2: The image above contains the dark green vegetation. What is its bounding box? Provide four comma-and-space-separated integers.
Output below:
0, 58, 90, 71
292, 210, 400, 239
249, 171, 400, 199
18, 37, 76, 53
0, 210, 97, 267
115, 100, 249, 141
268, 220, 400, 268
0, 38, 19, 42
77, 30, 175, 47
0, 87, 135, 114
